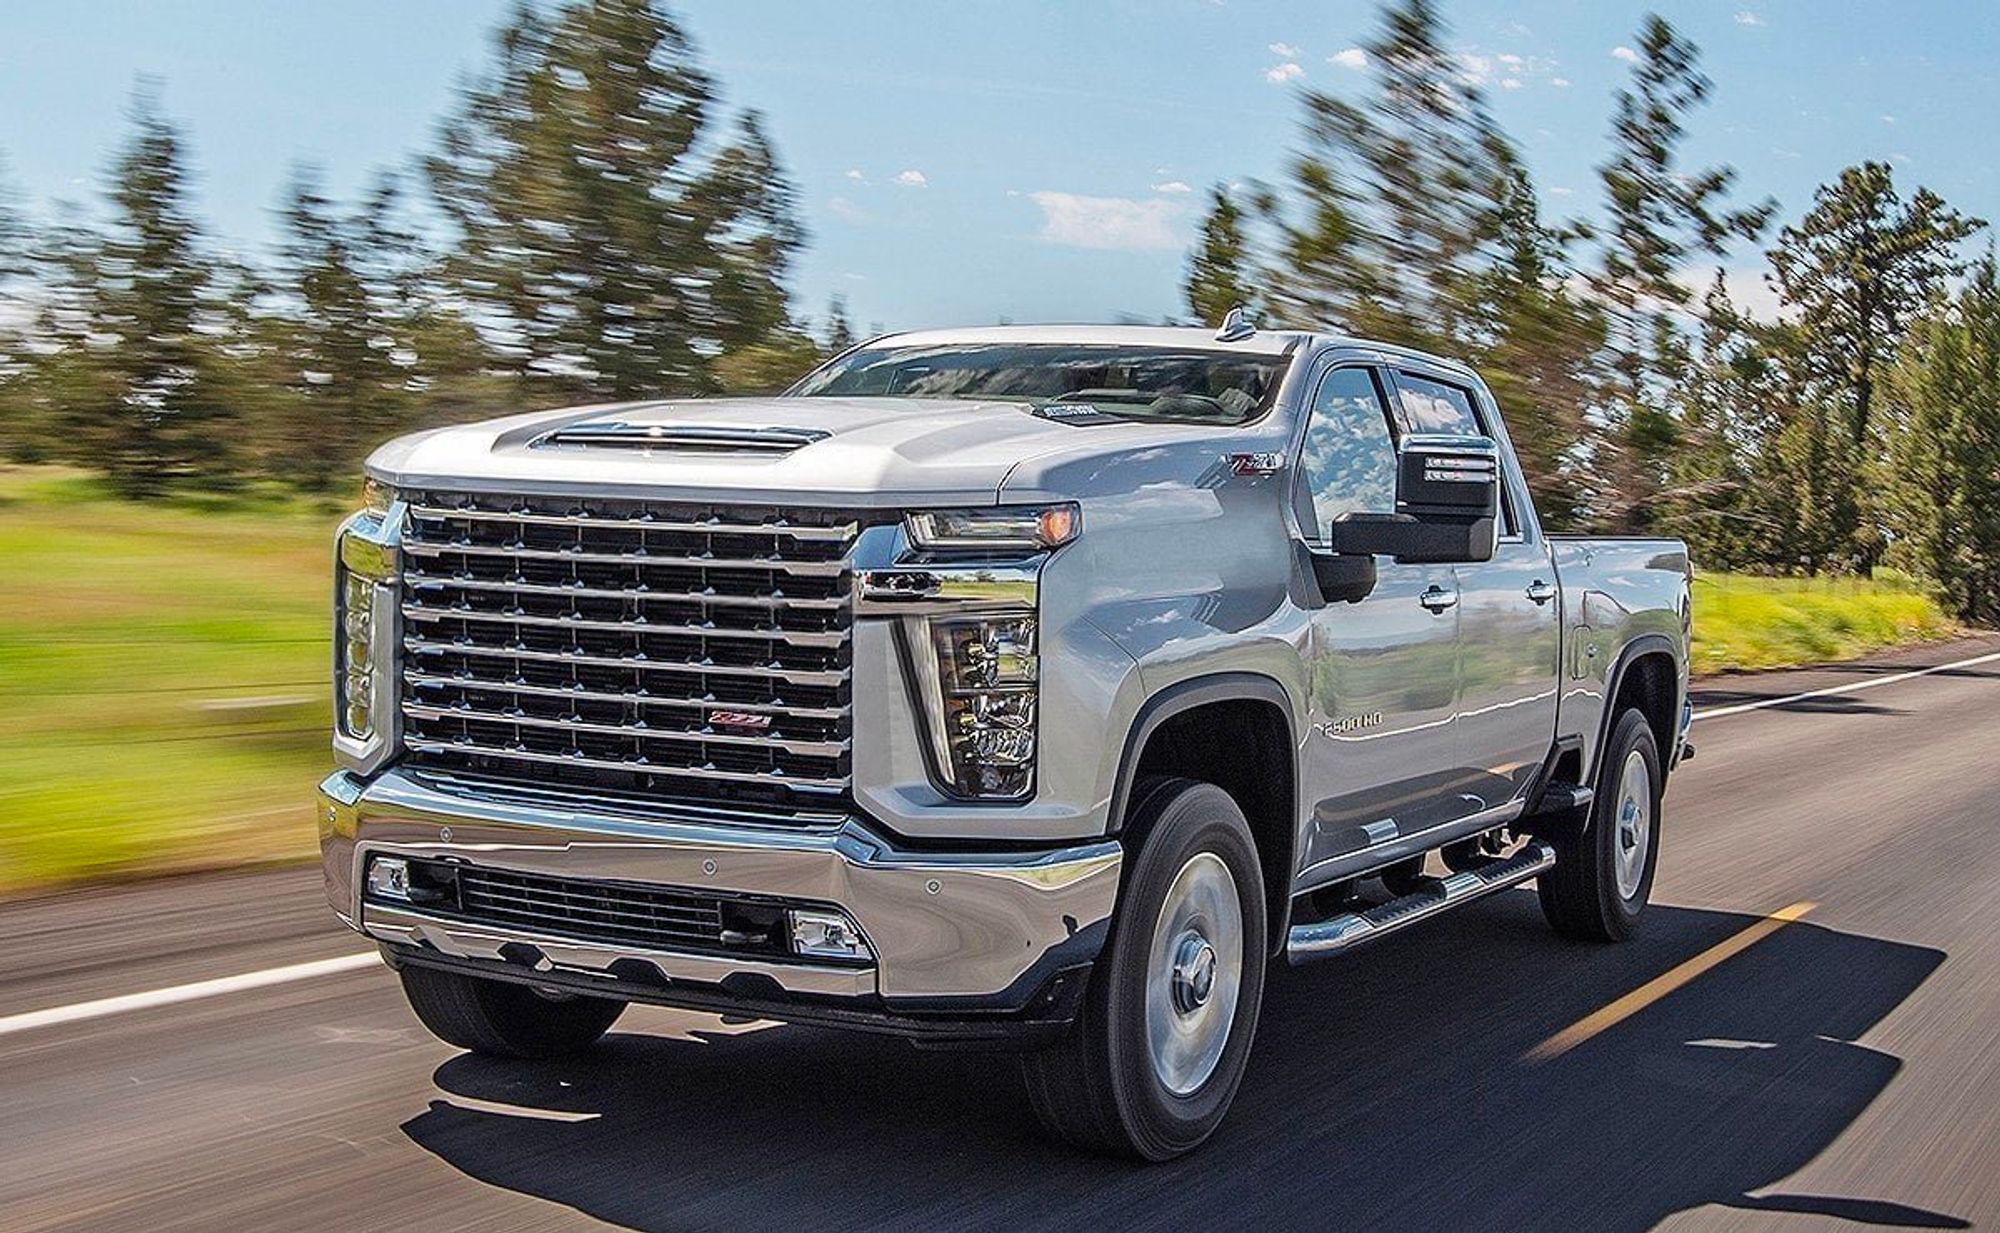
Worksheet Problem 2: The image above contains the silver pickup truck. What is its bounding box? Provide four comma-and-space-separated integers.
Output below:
320, 319, 1691, 1159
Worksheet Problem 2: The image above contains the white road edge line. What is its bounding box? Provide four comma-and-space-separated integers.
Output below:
1693, 647, 2000, 721
0, 951, 381, 1038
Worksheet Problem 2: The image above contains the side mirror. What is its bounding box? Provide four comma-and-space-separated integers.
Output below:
1327, 434, 1499, 564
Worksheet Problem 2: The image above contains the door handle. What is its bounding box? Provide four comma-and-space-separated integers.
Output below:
1525, 579, 1557, 605
1419, 585, 1459, 613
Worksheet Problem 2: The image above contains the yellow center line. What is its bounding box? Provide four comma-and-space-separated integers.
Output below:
1523, 901, 1817, 1064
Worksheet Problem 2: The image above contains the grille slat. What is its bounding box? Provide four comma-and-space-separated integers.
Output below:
409, 502, 857, 541
404, 637, 847, 686
403, 702, 851, 757
406, 575, 849, 611
402, 540, 849, 577
402, 603, 848, 648
398, 490, 859, 815
404, 670, 849, 721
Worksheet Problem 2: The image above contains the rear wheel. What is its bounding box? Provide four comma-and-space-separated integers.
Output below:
399, 965, 626, 1058
1021, 779, 1267, 1160
1538, 708, 1662, 942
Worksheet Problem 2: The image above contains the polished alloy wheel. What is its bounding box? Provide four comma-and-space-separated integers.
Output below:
1612, 747, 1652, 900
1144, 851, 1244, 1096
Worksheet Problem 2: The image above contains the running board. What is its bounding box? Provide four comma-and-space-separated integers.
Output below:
1286, 841, 1557, 965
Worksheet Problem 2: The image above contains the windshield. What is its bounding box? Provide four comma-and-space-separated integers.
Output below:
789, 343, 1291, 426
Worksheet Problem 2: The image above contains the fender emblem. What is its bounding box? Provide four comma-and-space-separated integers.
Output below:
1229, 451, 1284, 476
1316, 712, 1385, 737
709, 711, 773, 731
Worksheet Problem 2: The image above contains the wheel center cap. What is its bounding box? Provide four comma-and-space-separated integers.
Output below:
1170, 934, 1218, 1013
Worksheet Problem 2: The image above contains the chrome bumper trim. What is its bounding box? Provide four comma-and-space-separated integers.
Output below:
362, 903, 874, 997
320, 768, 1122, 1007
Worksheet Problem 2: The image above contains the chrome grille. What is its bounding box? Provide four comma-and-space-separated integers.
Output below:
397, 490, 860, 814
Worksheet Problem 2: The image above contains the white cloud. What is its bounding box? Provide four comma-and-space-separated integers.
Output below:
1611, 45, 1639, 63
844, 169, 866, 182
1500, 77, 1523, 90
1548, 186, 1574, 197
1551, 76, 1571, 88
892, 169, 928, 188
827, 195, 868, 223
1734, 10, 1766, 26
1151, 180, 1193, 194
1457, 52, 1494, 85
1269, 41, 1301, 58
1329, 47, 1368, 71
1265, 61, 1304, 83
1680, 266, 1782, 322
1881, 114, 1898, 124
1026, 191, 1185, 252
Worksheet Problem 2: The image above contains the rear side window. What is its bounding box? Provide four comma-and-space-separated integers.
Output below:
1392, 370, 1519, 536
1295, 367, 1397, 542
1391, 372, 1482, 436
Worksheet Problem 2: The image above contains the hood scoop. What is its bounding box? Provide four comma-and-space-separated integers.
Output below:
533, 420, 830, 454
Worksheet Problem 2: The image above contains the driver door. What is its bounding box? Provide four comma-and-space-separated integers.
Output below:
1293, 364, 1466, 880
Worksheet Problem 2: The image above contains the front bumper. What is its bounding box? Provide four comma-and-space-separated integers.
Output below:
319, 769, 1121, 1025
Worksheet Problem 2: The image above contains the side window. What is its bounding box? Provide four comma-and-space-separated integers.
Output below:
1392, 370, 1520, 537
1390, 372, 1482, 436
1296, 367, 1397, 543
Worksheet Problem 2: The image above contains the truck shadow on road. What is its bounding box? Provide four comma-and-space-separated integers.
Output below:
402, 896, 1963, 1232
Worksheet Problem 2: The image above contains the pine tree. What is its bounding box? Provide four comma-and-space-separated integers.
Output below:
263, 169, 426, 488
1474, 167, 1606, 530
823, 293, 856, 353
0, 156, 32, 462
1262, 0, 1515, 350
1769, 162, 1982, 566
427, 0, 804, 399
1185, 187, 1254, 327
1594, 16, 1773, 530
43, 90, 241, 496
1886, 256, 2000, 621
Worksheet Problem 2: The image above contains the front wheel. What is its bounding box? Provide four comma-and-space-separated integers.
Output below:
1538, 708, 1663, 942
1020, 778, 1267, 1160
399, 965, 626, 1058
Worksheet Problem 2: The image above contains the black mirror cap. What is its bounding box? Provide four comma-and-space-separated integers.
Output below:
1329, 511, 1496, 564
1307, 547, 1378, 603
1397, 433, 1500, 522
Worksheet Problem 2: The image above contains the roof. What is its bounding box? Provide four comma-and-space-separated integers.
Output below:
861, 323, 1478, 378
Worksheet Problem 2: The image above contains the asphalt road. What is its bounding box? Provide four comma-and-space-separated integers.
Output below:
6, 636, 2000, 1232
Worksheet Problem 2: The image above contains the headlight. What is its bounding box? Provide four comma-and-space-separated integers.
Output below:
914, 612, 1040, 798
337, 570, 377, 739
333, 494, 401, 772
906, 504, 1078, 552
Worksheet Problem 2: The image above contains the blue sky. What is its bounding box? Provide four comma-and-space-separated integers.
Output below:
1, 1, 1993, 332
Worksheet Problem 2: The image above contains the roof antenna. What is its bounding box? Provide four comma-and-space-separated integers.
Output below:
1213, 305, 1257, 343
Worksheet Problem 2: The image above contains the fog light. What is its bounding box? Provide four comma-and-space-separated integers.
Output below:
367, 856, 411, 902
788, 908, 868, 961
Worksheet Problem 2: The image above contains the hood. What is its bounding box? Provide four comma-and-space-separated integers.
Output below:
366, 395, 1187, 506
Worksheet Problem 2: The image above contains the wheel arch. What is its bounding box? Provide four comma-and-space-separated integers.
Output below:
1593, 634, 1681, 785
1111, 673, 1299, 956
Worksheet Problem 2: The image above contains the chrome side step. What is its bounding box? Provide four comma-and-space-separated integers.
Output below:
1286, 841, 1557, 965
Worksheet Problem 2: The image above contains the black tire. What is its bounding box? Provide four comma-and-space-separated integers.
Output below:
1020, 778, 1267, 1160
1538, 708, 1663, 942
399, 965, 626, 1058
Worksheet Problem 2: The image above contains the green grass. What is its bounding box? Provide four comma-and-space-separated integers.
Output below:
0, 464, 1967, 894
0, 467, 346, 894
1690, 570, 1956, 676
